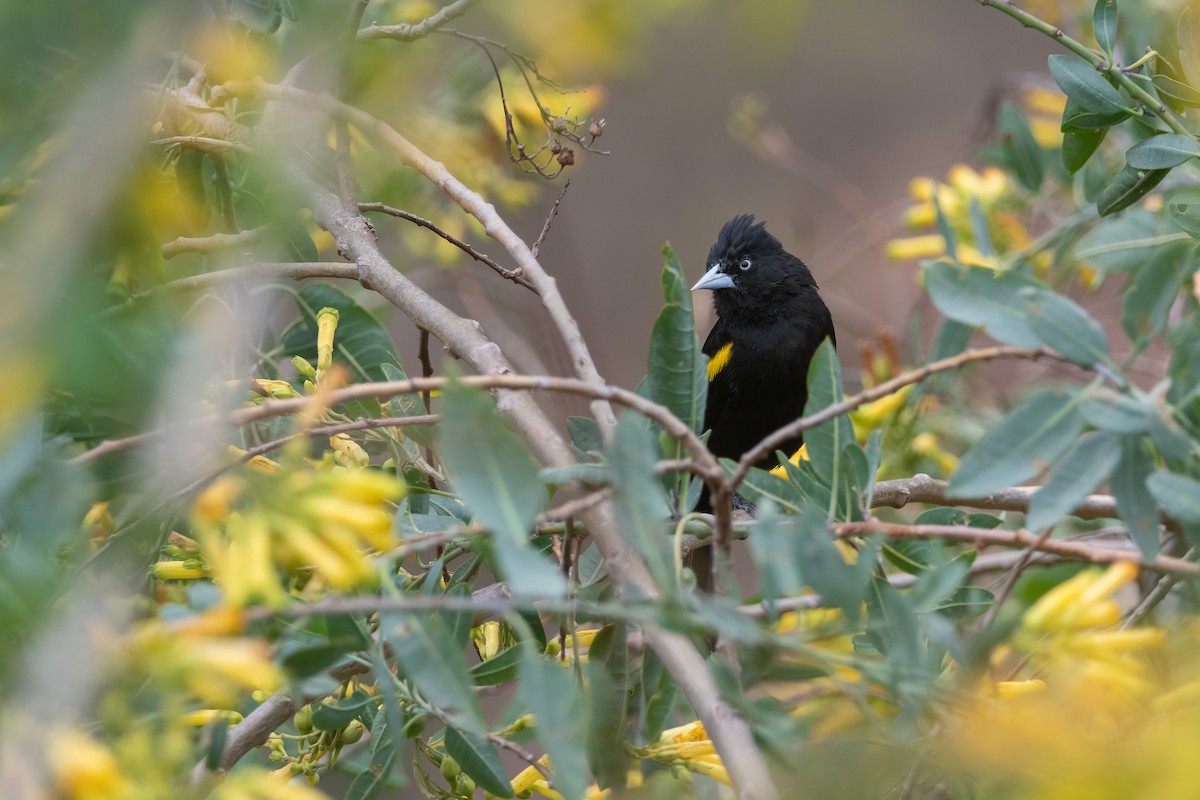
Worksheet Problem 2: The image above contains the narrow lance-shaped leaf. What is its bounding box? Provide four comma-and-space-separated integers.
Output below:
439, 381, 563, 598
803, 339, 852, 495
999, 103, 1044, 191
443, 727, 514, 798
380, 610, 483, 733
948, 389, 1087, 497
1094, 0, 1118, 57
1113, 437, 1161, 558
1074, 210, 1173, 272
1063, 127, 1106, 175
1097, 165, 1170, 217
609, 412, 674, 589
1027, 431, 1122, 530
518, 642, 589, 800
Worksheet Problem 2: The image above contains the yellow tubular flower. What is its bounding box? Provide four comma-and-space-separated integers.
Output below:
194, 476, 241, 522
885, 234, 946, 262
152, 560, 206, 581
253, 379, 301, 400
510, 755, 552, 796
315, 306, 340, 383
180, 709, 244, 727
302, 495, 395, 551
995, 679, 1047, 700
683, 758, 731, 786
329, 469, 406, 504
46, 728, 129, 800
227, 445, 282, 476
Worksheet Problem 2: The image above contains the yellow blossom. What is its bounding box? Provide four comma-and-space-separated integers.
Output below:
151, 560, 206, 581
315, 307, 339, 383
46, 728, 129, 800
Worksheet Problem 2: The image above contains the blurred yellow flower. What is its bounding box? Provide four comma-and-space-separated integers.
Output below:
46, 728, 129, 800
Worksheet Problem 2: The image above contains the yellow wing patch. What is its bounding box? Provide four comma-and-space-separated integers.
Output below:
707, 342, 733, 381
769, 444, 809, 478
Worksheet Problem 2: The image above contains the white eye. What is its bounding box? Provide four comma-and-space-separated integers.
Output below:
738, 258, 752, 271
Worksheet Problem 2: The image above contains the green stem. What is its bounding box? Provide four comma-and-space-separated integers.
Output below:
979, 0, 1191, 136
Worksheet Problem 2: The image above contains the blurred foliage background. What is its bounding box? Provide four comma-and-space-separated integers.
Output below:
3, 0, 1200, 799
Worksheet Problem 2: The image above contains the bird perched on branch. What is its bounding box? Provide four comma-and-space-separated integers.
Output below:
689, 214, 836, 585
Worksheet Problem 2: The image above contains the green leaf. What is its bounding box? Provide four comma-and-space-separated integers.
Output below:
439, 382, 562, 598
1080, 387, 1154, 433
1048, 54, 1129, 115
1151, 74, 1200, 109
747, 502, 802, 599
908, 556, 970, 613
443, 727, 513, 798
380, 362, 435, 449
1062, 127, 1106, 174
346, 745, 397, 800
641, 651, 678, 743
924, 260, 1040, 348
1113, 437, 1160, 558
1096, 165, 1170, 217
1125, 134, 1200, 169
1093, 0, 1118, 56
999, 103, 1044, 191
1020, 286, 1109, 366
1074, 210, 1174, 272
608, 413, 673, 588
587, 625, 633, 789
1027, 431, 1122, 530
948, 389, 1086, 497
803, 339, 852, 495
646, 244, 707, 437
519, 644, 589, 800
1123, 245, 1188, 347
567, 416, 604, 458
313, 691, 376, 730
1169, 203, 1200, 238
1147, 470, 1200, 524
282, 284, 402, 383
469, 646, 522, 686
381, 610, 483, 732
796, 501, 875, 620
729, 463, 806, 514
1061, 97, 1132, 130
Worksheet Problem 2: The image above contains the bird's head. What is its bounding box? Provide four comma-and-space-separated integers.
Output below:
692, 214, 818, 319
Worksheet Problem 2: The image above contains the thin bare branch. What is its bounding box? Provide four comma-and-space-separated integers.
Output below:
731, 346, 1076, 491
357, 0, 481, 42
150, 135, 251, 154
161, 226, 267, 258
835, 519, 1200, 577
359, 201, 531, 289
531, 180, 569, 258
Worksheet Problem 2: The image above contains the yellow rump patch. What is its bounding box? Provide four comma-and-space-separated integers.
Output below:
707, 342, 733, 381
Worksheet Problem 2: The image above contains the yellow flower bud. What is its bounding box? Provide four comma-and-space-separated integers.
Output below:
292, 355, 316, 380
909, 176, 936, 201
315, 307, 340, 382
253, 379, 301, 400
180, 709, 244, 727
152, 560, 206, 581
994, 679, 1047, 700
330, 433, 370, 468
885, 234, 946, 262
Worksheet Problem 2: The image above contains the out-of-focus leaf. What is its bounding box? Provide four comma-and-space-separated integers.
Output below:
795, 501, 875, 620
999, 103, 1044, 190
313, 691, 376, 731
908, 556, 969, 613
924, 260, 1041, 347
519, 643, 589, 800
381, 610, 483, 732
1113, 437, 1161, 558
1094, 0, 1118, 56
439, 381, 562, 598
609, 413, 673, 588
1020, 286, 1109, 366
748, 501, 801, 599
1080, 387, 1155, 433
1062, 127, 1106, 174
1125, 134, 1200, 169
1152, 73, 1200, 109
1075, 209, 1173, 272
1179, 5, 1200, 87
1147, 470, 1200, 523
641, 650, 677, 744
587, 625, 633, 789
948, 389, 1086, 497
730, 463, 807, 515
1049, 54, 1129, 114
282, 284, 401, 383
1096, 165, 1170, 216
567, 416, 604, 460
380, 362, 435, 449
1027, 431, 1121, 530
1169, 203, 1200, 238
1123, 246, 1188, 347
443, 727, 513, 798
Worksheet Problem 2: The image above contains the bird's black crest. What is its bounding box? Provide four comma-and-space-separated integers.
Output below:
711, 214, 781, 257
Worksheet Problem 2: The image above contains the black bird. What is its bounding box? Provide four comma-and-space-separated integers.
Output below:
689, 214, 836, 585
694, 214, 836, 472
